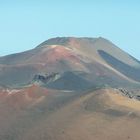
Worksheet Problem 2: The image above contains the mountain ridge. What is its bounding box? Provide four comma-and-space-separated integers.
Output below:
0, 37, 140, 89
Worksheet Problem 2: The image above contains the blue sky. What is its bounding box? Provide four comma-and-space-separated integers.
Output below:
0, 0, 140, 60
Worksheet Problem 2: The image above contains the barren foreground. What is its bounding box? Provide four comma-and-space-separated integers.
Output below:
0, 86, 140, 140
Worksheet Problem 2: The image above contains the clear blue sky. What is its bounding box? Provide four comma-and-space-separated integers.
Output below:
0, 0, 140, 60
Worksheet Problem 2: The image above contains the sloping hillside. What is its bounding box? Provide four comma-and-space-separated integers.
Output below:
0, 87, 140, 140
0, 37, 140, 88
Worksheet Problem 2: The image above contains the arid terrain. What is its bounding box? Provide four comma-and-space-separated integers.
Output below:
0, 37, 140, 140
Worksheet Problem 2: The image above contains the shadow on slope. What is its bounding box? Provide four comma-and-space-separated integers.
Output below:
98, 50, 140, 82
46, 71, 93, 91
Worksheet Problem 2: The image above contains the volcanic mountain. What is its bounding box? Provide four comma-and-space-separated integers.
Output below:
0, 37, 140, 89
0, 37, 140, 140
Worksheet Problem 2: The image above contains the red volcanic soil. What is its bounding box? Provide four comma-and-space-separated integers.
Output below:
0, 85, 49, 110
45, 45, 80, 63
68, 38, 81, 49
0, 89, 8, 99
26, 45, 81, 65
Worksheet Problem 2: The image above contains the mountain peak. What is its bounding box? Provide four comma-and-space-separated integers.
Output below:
36, 37, 100, 48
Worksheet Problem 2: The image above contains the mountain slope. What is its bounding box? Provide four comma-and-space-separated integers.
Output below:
0, 37, 140, 89
1, 88, 140, 140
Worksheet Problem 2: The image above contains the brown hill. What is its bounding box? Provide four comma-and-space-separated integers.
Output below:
0, 87, 140, 140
